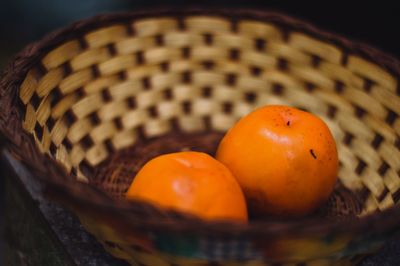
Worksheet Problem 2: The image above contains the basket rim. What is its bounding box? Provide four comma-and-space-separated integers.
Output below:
1, 7, 400, 238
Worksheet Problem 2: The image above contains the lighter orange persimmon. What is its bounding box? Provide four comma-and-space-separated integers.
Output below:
216, 105, 338, 216
126, 151, 248, 222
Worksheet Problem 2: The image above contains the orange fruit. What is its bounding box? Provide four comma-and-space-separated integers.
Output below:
216, 105, 338, 216
126, 151, 248, 222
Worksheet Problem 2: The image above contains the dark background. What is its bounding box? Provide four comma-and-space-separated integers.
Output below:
0, 1, 399, 69
0, 1, 399, 265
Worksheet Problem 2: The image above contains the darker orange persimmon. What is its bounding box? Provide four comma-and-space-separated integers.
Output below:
216, 105, 338, 217
126, 151, 248, 222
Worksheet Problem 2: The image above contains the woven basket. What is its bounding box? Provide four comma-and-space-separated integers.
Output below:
1, 8, 400, 266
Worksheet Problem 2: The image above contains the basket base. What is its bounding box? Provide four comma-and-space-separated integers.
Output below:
5, 150, 398, 266
90, 131, 362, 221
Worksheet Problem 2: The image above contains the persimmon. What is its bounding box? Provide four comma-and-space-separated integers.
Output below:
126, 151, 248, 222
216, 105, 338, 216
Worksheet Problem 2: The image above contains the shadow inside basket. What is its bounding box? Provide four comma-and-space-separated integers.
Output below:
88, 131, 363, 223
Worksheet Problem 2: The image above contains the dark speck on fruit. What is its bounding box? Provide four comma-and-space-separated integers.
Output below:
310, 149, 317, 159
287, 121, 290, 126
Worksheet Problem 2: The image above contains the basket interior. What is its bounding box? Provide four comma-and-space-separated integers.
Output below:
17, 15, 400, 218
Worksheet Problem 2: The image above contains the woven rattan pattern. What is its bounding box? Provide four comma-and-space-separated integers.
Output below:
16, 14, 400, 214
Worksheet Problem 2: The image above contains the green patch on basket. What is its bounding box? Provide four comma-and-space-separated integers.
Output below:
153, 233, 200, 257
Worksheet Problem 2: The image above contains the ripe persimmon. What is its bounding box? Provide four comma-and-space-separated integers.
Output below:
216, 105, 338, 216
126, 151, 248, 222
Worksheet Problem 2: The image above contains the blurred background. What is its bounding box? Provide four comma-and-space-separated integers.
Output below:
0, 1, 399, 69
0, 1, 399, 265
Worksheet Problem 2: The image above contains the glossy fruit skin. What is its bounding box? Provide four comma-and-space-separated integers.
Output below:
126, 151, 248, 222
216, 105, 338, 217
